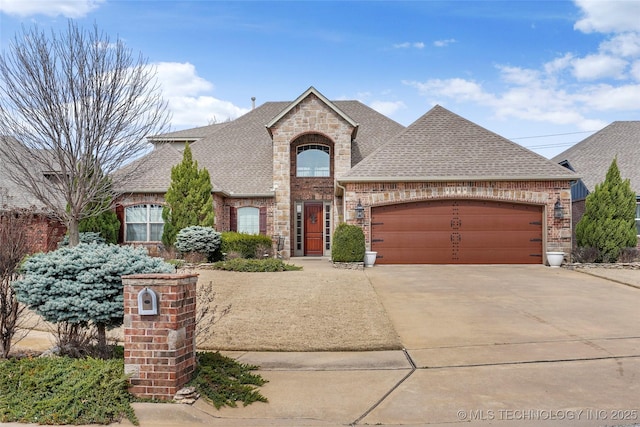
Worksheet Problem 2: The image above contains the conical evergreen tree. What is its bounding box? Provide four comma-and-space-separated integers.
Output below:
576, 158, 637, 262
162, 144, 215, 246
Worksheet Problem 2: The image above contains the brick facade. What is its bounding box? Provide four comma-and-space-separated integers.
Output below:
343, 180, 574, 257
268, 93, 355, 258
0, 211, 66, 254
122, 273, 197, 400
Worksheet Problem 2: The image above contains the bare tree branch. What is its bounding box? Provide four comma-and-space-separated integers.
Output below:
0, 21, 170, 245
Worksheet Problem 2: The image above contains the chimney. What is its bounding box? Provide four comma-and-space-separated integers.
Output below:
251, 97, 256, 110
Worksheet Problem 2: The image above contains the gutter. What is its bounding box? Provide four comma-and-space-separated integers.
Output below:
338, 175, 580, 183
335, 180, 347, 224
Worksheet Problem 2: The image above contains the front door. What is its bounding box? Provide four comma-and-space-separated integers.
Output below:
304, 203, 324, 256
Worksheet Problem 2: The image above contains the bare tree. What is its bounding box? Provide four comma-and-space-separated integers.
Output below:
0, 210, 33, 358
0, 21, 170, 246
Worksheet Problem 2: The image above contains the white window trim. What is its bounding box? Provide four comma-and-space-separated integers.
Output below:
125, 204, 164, 242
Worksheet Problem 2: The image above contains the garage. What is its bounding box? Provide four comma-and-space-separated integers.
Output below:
371, 200, 543, 264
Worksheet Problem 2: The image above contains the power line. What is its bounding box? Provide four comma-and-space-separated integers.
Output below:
523, 141, 577, 150
509, 130, 597, 140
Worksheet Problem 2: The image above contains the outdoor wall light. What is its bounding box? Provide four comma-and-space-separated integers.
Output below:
554, 197, 564, 219
355, 199, 365, 220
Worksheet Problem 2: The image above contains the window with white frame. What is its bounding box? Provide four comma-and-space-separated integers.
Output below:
237, 207, 260, 234
125, 204, 164, 242
297, 145, 330, 177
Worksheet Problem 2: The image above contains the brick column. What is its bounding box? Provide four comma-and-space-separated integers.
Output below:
122, 273, 197, 400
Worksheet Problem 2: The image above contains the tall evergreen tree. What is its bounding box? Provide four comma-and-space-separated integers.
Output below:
162, 144, 215, 246
78, 177, 120, 244
576, 158, 637, 262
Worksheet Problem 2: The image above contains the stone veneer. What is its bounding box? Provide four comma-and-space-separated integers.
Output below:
268, 93, 355, 258
343, 180, 574, 258
122, 273, 197, 400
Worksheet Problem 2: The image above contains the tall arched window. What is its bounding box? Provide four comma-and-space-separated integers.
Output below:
296, 145, 330, 177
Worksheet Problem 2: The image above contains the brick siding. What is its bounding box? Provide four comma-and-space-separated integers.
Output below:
122, 273, 197, 400
344, 180, 574, 256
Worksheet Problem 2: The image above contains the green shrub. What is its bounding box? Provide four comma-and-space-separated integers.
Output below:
0, 356, 137, 425
220, 232, 273, 259
58, 231, 106, 247
331, 223, 365, 262
175, 226, 221, 261
13, 243, 173, 353
162, 144, 215, 247
576, 158, 637, 262
211, 258, 302, 272
188, 352, 267, 409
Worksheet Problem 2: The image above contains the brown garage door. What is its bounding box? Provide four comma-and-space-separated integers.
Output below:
371, 200, 543, 264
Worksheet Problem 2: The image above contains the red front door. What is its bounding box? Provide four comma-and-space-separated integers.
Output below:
304, 203, 324, 256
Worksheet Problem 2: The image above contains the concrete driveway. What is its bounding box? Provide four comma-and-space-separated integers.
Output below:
362, 264, 640, 425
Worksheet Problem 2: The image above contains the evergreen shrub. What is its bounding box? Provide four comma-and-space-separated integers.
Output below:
175, 226, 221, 261
58, 231, 106, 247
13, 243, 173, 352
211, 258, 301, 272
162, 144, 215, 246
220, 232, 273, 259
0, 356, 137, 425
331, 223, 365, 263
575, 158, 637, 262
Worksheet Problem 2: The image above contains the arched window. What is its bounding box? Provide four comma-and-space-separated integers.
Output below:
297, 145, 330, 177
125, 204, 164, 242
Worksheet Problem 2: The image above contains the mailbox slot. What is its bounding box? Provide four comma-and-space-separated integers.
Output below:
137, 287, 158, 315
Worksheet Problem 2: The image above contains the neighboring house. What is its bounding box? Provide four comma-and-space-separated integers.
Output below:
0, 136, 66, 253
553, 121, 640, 240
115, 86, 576, 264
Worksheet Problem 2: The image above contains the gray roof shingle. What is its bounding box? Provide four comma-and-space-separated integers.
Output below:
0, 136, 57, 211
124, 99, 405, 196
342, 105, 577, 181
552, 121, 640, 193
113, 143, 184, 193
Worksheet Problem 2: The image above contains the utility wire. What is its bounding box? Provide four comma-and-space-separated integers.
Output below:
509, 130, 597, 140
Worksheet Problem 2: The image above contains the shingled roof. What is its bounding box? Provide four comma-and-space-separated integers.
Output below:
341, 105, 577, 182
0, 136, 58, 212
124, 99, 404, 196
552, 121, 640, 193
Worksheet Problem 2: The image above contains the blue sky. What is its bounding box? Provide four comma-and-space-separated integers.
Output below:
1, 1, 640, 159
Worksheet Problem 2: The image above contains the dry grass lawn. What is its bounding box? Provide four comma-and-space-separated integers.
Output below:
190, 258, 402, 352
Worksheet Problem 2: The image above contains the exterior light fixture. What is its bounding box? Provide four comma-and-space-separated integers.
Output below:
554, 197, 564, 219
355, 199, 365, 220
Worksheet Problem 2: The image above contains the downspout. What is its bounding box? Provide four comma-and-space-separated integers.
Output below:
335, 179, 347, 224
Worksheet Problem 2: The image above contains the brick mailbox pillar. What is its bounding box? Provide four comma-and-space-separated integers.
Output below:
122, 273, 198, 400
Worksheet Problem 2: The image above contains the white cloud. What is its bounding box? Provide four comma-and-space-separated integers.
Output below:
543, 53, 574, 75
0, 0, 104, 18
153, 62, 249, 128
393, 42, 425, 49
571, 53, 628, 80
369, 100, 406, 117
155, 62, 214, 98
497, 65, 541, 86
580, 83, 640, 110
405, 78, 494, 104
433, 38, 456, 48
574, 0, 640, 33
631, 60, 640, 81
600, 32, 640, 57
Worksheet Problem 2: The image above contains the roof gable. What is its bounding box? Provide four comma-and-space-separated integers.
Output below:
552, 121, 640, 193
342, 105, 576, 182
266, 87, 358, 138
